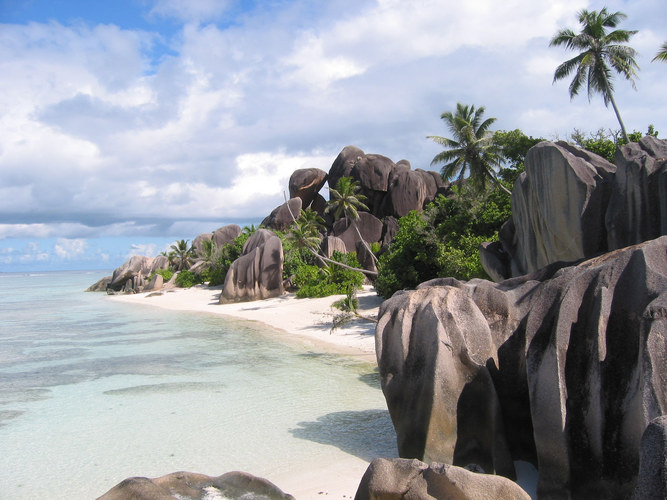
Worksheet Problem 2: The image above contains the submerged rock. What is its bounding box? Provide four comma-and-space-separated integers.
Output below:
97, 470, 295, 500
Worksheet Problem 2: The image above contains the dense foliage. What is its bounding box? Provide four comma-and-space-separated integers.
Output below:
206, 229, 254, 286
569, 125, 658, 163
375, 186, 511, 298
293, 251, 365, 298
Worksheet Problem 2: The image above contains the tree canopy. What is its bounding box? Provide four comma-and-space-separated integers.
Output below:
428, 103, 510, 195
550, 8, 639, 142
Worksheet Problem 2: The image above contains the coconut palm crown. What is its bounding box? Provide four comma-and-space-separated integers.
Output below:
550, 8, 639, 142
653, 42, 667, 62
428, 103, 510, 195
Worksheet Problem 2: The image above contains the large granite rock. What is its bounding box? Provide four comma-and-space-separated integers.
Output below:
320, 235, 347, 259
289, 167, 328, 209
355, 458, 531, 500
634, 415, 667, 500
86, 275, 112, 292
219, 229, 284, 303
606, 136, 667, 249
483, 137, 667, 281
97, 470, 294, 500
261, 198, 302, 231
327, 146, 444, 222
107, 255, 169, 292
192, 232, 213, 258
213, 224, 242, 248
376, 236, 667, 498
333, 212, 383, 253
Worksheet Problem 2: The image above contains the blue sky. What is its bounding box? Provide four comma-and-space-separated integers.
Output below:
0, 0, 665, 272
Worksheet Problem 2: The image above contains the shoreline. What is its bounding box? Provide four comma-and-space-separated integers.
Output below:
107, 284, 384, 364
106, 285, 388, 498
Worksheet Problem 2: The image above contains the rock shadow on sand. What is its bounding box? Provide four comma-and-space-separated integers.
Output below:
290, 408, 398, 462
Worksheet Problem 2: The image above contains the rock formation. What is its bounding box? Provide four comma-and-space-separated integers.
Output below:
482, 137, 667, 281
328, 145, 445, 220
333, 212, 383, 253
97, 470, 294, 500
355, 458, 531, 500
320, 235, 347, 259
289, 167, 328, 209
219, 229, 284, 303
213, 224, 242, 248
376, 236, 667, 498
634, 415, 667, 499
261, 198, 302, 231
192, 232, 213, 258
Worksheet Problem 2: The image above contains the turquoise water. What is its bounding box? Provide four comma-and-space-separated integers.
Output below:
0, 271, 396, 499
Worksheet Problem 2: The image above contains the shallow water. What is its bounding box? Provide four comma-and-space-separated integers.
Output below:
0, 271, 396, 499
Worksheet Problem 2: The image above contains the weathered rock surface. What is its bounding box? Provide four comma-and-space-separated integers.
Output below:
634, 415, 667, 500
213, 224, 242, 248
107, 255, 169, 292
606, 136, 667, 249
320, 235, 347, 259
356, 239, 378, 276
219, 229, 284, 303
289, 167, 328, 209
261, 198, 302, 231
484, 137, 667, 281
376, 236, 667, 498
97, 470, 294, 500
86, 275, 112, 292
144, 273, 163, 292
192, 232, 213, 257
355, 458, 531, 500
327, 146, 444, 221
333, 212, 383, 253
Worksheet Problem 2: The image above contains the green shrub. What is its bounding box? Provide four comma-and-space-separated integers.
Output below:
294, 252, 364, 298
149, 268, 174, 282
175, 270, 201, 288
207, 231, 252, 287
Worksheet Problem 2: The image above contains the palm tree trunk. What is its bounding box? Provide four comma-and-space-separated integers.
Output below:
608, 90, 630, 143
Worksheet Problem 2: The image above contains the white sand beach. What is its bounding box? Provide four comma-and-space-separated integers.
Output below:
107, 285, 387, 498
108, 284, 384, 364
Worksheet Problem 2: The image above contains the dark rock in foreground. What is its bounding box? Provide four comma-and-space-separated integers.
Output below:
97, 470, 294, 500
377, 236, 667, 498
355, 458, 530, 500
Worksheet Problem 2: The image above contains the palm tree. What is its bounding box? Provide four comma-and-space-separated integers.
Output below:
653, 42, 667, 62
326, 177, 379, 263
428, 103, 510, 195
550, 8, 639, 142
169, 239, 194, 271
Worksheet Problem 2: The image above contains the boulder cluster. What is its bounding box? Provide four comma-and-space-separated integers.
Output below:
89, 145, 446, 300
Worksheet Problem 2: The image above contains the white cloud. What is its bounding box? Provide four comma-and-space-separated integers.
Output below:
54, 238, 88, 259
127, 243, 158, 258
1, 0, 666, 273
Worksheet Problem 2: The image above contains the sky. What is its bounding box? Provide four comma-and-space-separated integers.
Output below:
0, 0, 665, 271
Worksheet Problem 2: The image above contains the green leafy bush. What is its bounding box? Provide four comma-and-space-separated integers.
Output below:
207, 231, 253, 287
175, 270, 202, 288
149, 268, 174, 282
375, 188, 510, 298
294, 252, 364, 298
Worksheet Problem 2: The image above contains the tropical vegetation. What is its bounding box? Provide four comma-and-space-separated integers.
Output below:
550, 8, 639, 142
428, 103, 511, 195
654, 42, 667, 63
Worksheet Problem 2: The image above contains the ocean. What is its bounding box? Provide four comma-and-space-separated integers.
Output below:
0, 271, 396, 499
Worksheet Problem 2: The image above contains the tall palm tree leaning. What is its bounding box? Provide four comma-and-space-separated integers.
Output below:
326, 177, 379, 264
550, 8, 639, 143
653, 42, 667, 62
428, 103, 511, 195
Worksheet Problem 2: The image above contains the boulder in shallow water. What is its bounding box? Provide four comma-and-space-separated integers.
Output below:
97, 470, 295, 500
